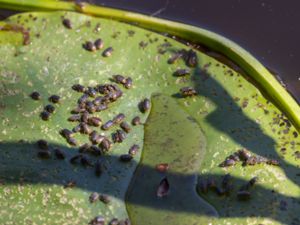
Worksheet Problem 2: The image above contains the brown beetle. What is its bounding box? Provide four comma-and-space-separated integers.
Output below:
113, 113, 125, 124
62, 18, 72, 29
180, 87, 197, 97
78, 143, 91, 153
89, 192, 99, 203
174, 68, 190, 77
102, 47, 113, 57
37, 150, 51, 159
59, 129, 73, 138
120, 121, 131, 133
37, 139, 48, 150
72, 84, 85, 92
132, 116, 141, 125
139, 98, 151, 113
30, 91, 41, 100
95, 159, 103, 177
83, 41, 96, 52
101, 120, 114, 130
44, 104, 55, 113
124, 77, 133, 89
186, 49, 197, 67
68, 115, 81, 122
88, 117, 102, 127
99, 194, 110, 204
54, 148, 65, 160
128, 144, 139, 155
94, 38, 104, 50
112, 129, 126, 143
119, 154, 133, 162
40, 111, 50, 121
112, 75, 127, 84
48, 95, 60, 104
99, 138, 112, 152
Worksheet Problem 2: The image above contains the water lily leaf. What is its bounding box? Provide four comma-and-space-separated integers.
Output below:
0, 10, 299, 225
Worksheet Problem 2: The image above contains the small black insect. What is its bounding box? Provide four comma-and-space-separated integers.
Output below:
88, 117, 102, 127
102, 47, 113, 57
70, 154, 82, 164
89, 131, 105, 145
80, 122, 92, 135
67, 137, 77, 146
79, 143, 91, 153
124, 77, 133, 89
266, 159, 280, 166
37, 139, 48, 150
99, 138, 112, 152
119, 154, 133, 162
95, 159, 103, 177
132, 116, 141, 125
71, 107, 86, 114
219, 158, 236, 167
81, 155, 93, 167
40, 111, 50, 121
93, 97, 104, 106
68, 115, 81, 122
112, 129, 126, 143
167, 51, 184, 64
72, 124, 81, 133
237, 190, 251, 201
37, 150, 51, 159
198, 179, 208, 193
85, 101, 96, 113
48, 95, 60, 104
78, 94, 89, 105
120, 121, 131, 133
90, 145, 103, 156
64, 180, 76, 189
72, 84, 85, 92
174, 68, 190, 77
62, 18, 72, 29
89, 216, 105, 225
83, 41, 96, 52
139, 98, 151, 113
237, 149, 251, 161
113, 113, 125, 124
99, 194, 110, 204
54, 148, 65, 160
95, 104, 108, 112
128, 145, 140, 155
60, 129, 73, 138
109, 218, 119, 225
89, 192, 99, 203
44, 104, 55, 113
85, 87, 97, 98
186, 49, 197, 67
180, 87, 197, 97
30, 91, 41, 100
101, 120, 114, 130
94, 38, 104, 50
112, 75, 127, 84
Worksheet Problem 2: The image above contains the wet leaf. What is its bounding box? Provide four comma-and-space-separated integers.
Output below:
0, 10, 298, 225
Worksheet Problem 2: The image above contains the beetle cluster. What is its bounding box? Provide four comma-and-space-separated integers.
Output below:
89, 216, 131, 225
36, 139, 65, 160
219, 148, 280, 167
198, 174, 258, 201
167, 49, 198, 97
83, 38, 104, 52
29, 92, 61, 121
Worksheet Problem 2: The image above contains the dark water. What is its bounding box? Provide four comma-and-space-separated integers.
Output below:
1, 0, 300, 101
96, 0, 300, 102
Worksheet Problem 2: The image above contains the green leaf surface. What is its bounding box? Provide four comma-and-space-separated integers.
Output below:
0, 11, 299, 225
